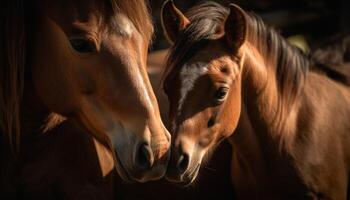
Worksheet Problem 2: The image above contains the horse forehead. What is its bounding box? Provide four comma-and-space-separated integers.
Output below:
110, 14, 135, 37
46, 2, 135, 38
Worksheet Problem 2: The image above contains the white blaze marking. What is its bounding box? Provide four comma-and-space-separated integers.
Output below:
136, 67, 154, 111
114, 14, 135, 37
177, 62, 208, 115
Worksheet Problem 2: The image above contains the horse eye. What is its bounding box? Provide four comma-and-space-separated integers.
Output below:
214, 87, 229, 103
69, 38, 95, 53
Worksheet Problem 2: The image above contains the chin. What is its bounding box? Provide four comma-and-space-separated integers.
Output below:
165, 164, 200, 187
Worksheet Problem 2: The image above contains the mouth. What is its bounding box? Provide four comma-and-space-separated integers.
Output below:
73, 117, 135, 182
183, 164, 200, 186
114, 150, 135, 183
115, 149, 169, 183
77, 118, 170, 183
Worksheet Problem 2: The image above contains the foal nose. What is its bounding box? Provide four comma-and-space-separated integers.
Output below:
135, 143, 154, 170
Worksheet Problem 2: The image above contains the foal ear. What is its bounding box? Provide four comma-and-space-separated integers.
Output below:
225, 4, 247, 51
161, 0, 190, 44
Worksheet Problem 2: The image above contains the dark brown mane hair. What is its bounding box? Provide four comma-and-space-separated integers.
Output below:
244, 12, 309, 124
0, 0, 26, 156
163, 1, 229, 93
163, 1, 318, 124
0, 0, 153, 157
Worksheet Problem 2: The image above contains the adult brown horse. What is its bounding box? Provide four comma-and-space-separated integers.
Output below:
0, 0, 170, 188
161, 1, 350, 199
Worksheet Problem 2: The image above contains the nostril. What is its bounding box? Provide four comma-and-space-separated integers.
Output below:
176, 153, 189, 173
136, 143, 154, 170
207, 117, 215, 128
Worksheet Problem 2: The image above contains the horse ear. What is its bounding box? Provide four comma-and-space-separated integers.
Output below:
161, 0, 190, 44
225, 4, 247, 51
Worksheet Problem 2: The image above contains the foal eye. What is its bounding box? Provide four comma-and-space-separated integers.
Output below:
214, 87, 229, 104
69, 38, 95, 53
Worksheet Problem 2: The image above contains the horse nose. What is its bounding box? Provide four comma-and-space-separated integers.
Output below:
135, 143, 154, 170
176, 151, 190, 173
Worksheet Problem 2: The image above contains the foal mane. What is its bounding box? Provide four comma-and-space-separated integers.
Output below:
244, 12, 309, 124
0, 0, 154, 156
163, 2, 228, 91
235, 8, 350, 121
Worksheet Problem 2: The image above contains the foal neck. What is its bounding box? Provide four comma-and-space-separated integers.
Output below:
227, 43, 303, 186
238, 42, 301, 152
238, 14, 308, 138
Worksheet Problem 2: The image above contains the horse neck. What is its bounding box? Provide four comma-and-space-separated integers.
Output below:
20, 68, 63, 138
20, 8, 66, 138
19, 79, 43, 135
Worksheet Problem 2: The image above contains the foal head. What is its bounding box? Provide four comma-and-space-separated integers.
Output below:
161, 1, 246, 184
1, 0, 170, 182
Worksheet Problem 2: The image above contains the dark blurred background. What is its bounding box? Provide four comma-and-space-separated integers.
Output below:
149, 0, 350, 52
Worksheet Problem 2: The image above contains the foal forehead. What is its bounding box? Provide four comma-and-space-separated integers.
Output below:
190, 47, 236, 71
175, 55, 236, 110
177, 62, 208, 114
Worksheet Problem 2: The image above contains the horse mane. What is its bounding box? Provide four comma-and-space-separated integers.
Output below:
111, 0, 154, 43
0, 0, 27, 156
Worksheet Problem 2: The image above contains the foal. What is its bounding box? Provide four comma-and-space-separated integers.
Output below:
161, 1, 350, 199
